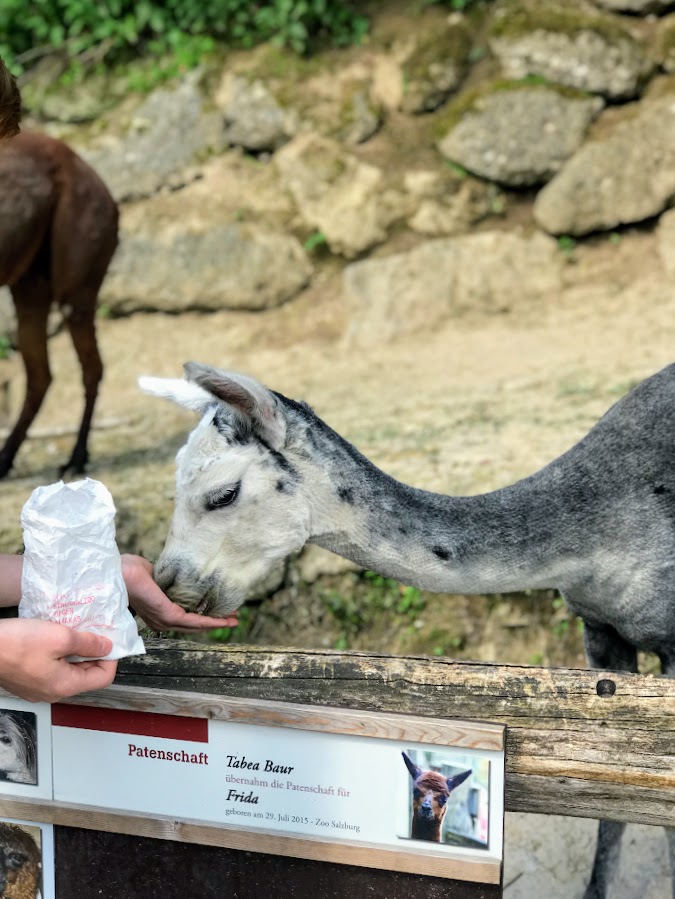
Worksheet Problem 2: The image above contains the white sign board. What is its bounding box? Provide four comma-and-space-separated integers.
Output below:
51, 704, 503, 863
0, 690, 505, 883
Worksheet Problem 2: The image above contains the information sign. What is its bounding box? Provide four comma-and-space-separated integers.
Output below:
0, 688, 505, 888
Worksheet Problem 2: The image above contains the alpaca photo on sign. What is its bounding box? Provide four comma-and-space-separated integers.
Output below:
0, 821, 42, 899
400, 749, 490, 850
0, 713, 37, 787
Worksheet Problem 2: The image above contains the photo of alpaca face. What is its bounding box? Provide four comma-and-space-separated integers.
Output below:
0, 822, 42, 899
403, 751, 471, 843
0, 713, 37, 786
401, 749, 491, 849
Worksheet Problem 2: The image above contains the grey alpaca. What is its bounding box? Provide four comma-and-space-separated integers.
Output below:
141, 361, 675, 899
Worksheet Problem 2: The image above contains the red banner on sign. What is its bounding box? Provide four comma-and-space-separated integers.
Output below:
52, 704, 208, 743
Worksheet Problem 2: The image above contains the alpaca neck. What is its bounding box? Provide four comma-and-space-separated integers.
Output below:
305, 425, 576, 595
411, 816, 442, 842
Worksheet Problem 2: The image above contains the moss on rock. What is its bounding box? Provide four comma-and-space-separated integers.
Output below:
335, 81, 383, 144
488, 0, 634, 46
656, 15, 675, 73
432, 76, 594, 141
401, 21, 473, 114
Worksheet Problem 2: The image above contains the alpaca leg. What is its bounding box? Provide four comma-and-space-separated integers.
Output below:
583, 821, 626, 899
59, 300, 102, 476
0, 275, 52, 478
581, 622, 638, 899
50, 182, 115, 477
664, 830, 675, 899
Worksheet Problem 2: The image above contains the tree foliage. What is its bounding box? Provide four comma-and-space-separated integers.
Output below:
1, 0, 369, 74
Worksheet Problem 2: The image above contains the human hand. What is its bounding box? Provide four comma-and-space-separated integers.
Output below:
121, 554, 239, 633
0, 619, 117, 703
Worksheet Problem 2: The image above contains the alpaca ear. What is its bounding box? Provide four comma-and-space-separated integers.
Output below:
402, 751, 422, 781
184, 361, 287, 451
446, 769, 471, 793
138, 376, 215, 413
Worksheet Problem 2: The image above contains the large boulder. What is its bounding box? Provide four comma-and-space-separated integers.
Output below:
344, 230, 562, 345
79, 74, 225, 203
217, 74, 295, 152
292, 67, 383, 145
438, 83, 603, 187
534, 91, 675, 236
275, 134, 407, 258
100, 217, 312, 314
404, 169, 505, 236
656, 15, 675, 73
334, 82, 383, 145
400, 20, 472, 114
296, 545, 361, 584
488, 1, 651, 101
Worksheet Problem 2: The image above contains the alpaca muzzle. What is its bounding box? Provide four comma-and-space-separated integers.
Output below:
418, 800, 436, 820
154, 557, 241, 617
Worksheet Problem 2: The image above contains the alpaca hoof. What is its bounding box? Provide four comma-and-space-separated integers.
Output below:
58, 454, 89, 479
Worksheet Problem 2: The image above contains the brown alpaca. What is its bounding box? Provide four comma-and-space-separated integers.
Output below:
0, 56, 21, 139
403, 751, 471, 843
0, 823, 41, 899
0, 131, 118, 478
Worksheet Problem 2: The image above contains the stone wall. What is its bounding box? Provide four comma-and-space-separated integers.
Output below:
8, 0, 675, 348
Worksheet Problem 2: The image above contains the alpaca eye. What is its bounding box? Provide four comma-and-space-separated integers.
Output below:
0, 736, 11, 744
437, 795, 448, 806
205, 483, 241, 511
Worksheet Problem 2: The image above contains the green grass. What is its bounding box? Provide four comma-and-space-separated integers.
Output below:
321, 570, 427, 649
209, 605, 254, 643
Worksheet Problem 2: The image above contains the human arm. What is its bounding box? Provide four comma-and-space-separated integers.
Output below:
0, 554, 22, 607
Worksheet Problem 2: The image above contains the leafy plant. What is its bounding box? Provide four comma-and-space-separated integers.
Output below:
0, 336, 12, 361
551, 595, 582, 639
322, 571, 428, 649
427, 0, 496, 9
209, 604, 253, 643
557, 234, 577, 262
303, 230, 328, 253
432, 635, 463, 656
1, 0, 369, 77
444, 159, 468, 179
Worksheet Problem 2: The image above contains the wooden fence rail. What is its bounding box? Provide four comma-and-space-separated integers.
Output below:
104, 640, 675, 828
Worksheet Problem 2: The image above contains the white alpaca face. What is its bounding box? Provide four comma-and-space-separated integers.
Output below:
0, 716, 25, 778
141, 366, 312, 616
0, 732, 20, 773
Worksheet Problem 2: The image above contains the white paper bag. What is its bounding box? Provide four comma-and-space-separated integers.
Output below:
19, 478, 145, 661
